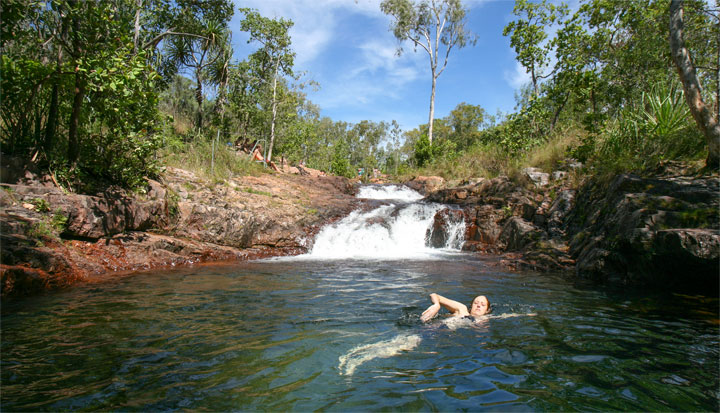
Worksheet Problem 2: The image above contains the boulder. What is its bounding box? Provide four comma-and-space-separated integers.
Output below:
566, 172, 719, 289
426, 208, 466, 248
498, 217, 543, 251
522, 167, 550, 187
404, 176, 445, 195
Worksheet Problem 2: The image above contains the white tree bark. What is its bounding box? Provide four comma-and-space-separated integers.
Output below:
669, 0, 720, 167
428, 74, 437, 143
267, 58, 279, 163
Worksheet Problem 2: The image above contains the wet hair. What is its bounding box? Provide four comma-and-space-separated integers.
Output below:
470, 296, 492, 314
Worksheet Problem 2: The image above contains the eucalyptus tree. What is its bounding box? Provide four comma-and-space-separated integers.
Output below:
350, 120, 389, 177
239, 8, 295, 163
380, 0, 476, 144
670, 0, 720, 167
389, 120, 402, 175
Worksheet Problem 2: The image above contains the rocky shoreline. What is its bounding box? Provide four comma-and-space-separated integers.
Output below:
1, 164, 358, 296
418, 163, 719, 291
1, 158, 718, 297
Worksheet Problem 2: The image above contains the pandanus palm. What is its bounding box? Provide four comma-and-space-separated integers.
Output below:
165, 20, 229, 132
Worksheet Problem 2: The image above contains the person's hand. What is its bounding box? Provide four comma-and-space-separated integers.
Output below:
421, 303, 440, 322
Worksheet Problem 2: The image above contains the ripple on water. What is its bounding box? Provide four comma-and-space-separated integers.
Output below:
1, 259, 718, 412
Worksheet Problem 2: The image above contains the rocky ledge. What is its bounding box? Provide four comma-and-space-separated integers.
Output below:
2, 156, 717, 297
1, 164, 357, 297
416, 163, 719, 292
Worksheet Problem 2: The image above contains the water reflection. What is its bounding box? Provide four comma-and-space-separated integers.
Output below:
2, 256, 718, 411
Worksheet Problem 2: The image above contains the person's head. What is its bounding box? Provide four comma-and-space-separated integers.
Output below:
470, 295, 490, 316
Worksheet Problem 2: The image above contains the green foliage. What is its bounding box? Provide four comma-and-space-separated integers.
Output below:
591, 82, 705, 174
51, 209, 69, 233
31, 198, 50, 213
330, 151, 353, 178
167, 188, 180, 219
1, 0, 169, 191
26, 208, 67, 246
503, 0, 568, 95
243, 187, 273, 197
160, 139, 266, 181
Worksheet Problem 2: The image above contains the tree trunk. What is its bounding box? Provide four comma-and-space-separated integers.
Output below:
45, 81, 59, 152
195, 72, 203, 130
531, 64, 538, 98
715, 17, 720, 120
45, 5, 66, 152
133, 0, 142, 53
550, 93, 569, 131
68, 70, 84, 164
428, 73, 437, 144
67, 0, 84, 165
670, 0, 720, 168
267, 58, 279, 162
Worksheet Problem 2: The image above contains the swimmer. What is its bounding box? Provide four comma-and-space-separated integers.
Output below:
420, 293, 490, 322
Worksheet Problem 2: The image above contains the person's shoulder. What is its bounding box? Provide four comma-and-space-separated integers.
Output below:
456, 305, 470, 316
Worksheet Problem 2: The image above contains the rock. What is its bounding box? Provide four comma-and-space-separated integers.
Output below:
522, 167, 550, 187
547, 190, 575, 238
404, 176, 445, 195
652, 229, 720, 283
427, 208, 465, 248
1, 167, 357, 297
552, 171, 567, 181
473, 205, 504, 244
498, 217, 543, 251
567, 172, 719, 289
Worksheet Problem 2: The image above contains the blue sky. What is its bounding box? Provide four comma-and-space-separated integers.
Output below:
230, 0, 529, 131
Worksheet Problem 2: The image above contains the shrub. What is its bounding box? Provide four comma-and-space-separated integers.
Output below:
160, 139, 266, 181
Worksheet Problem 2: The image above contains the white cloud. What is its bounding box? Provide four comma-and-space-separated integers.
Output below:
231, 0, 430, 114
503, 61, 530, 90
233, 0, 387, 66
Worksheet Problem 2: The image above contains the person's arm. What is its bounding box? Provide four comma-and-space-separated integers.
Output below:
420, 293, 469, 322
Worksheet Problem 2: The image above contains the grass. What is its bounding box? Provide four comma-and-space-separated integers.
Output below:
242, 187, 273, 197
397, 126, 585, 185
25, 208, 68, 246
159, 138, 267, 182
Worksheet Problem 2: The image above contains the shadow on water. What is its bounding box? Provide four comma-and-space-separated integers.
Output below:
1, 255, 718, 412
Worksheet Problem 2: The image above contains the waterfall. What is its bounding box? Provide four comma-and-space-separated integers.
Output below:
306, 185, 465, 260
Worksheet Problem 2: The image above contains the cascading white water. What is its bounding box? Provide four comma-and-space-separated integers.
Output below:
306, 185, 465, 259
356, 185, 425, 202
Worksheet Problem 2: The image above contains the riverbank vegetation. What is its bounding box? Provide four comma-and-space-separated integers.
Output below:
1, 0, 718, 193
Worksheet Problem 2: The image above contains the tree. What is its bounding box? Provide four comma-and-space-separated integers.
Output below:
239, 8, 295, 163
164, 20, 229, 130
1, 0, 164, 189
381, 0, 476, 144
389, 120, 402, 175
670, 0, 720, 167
503, 0, 567, 97
448, 102, 486, 150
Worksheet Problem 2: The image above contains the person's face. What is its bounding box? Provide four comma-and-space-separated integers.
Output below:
470, 295, 489, 316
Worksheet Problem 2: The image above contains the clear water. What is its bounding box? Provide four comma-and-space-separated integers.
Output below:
2, 255, 718, 411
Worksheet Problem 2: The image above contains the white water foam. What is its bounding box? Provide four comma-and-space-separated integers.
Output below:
356, 185, 425, 202
338, 333, 422, 376
307, 203, 457, 259
283, 184, 466, 260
